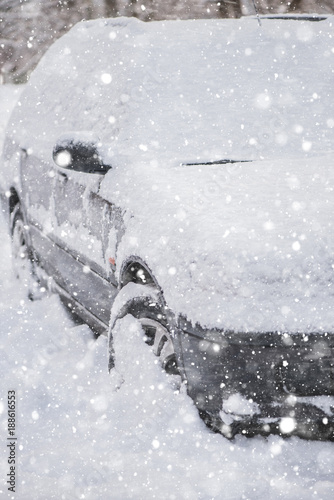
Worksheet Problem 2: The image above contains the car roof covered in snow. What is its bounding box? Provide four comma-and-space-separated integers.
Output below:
4, 15, 334, 166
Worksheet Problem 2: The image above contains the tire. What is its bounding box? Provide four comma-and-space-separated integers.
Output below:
108, 282, 180, 376
137, 316, 179, 375
11, 205, 41, 300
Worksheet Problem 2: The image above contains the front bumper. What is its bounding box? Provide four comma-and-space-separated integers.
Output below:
178, 317, 334, 440
199, 402, 334, 441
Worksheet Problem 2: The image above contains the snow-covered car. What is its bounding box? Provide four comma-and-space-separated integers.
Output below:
1, 15, 334, 440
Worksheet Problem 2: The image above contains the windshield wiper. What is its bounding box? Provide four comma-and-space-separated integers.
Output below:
182, 159, 252, 166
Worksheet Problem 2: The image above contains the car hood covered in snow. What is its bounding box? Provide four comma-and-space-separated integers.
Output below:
100, 155, 334, 334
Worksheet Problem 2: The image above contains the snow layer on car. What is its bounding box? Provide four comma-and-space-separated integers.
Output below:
4, 16, 334, 333
0, 84, 23, 188
101, 154, 334, 333
5, 16, 334, 165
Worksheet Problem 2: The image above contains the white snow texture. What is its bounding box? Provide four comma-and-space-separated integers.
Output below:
1, 15, 334, 499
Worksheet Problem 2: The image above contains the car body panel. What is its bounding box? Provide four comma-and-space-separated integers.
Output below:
99, 155, 334, 333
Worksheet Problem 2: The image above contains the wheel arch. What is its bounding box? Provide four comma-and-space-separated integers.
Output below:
117, 256, 180, 336
8, 187, 20, 216
119, 256, 159, 290
9, 192, 36, 267
8, 190, 30, 237
111, 256, 186, 378
1, 187, 21, 228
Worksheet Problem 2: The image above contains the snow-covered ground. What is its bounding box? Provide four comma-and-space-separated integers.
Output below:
1, 77, 334, 499
1, 210, 334, 500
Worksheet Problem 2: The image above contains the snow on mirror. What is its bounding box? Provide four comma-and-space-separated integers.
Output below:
53, 132, 112, 174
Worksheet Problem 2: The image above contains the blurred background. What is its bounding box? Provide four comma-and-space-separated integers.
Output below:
1, 0, 334, 84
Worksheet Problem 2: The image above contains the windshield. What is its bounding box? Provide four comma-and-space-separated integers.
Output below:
118, 17, 334, 165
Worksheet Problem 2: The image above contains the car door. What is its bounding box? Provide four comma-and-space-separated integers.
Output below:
51, 166, 119, 326
20, 148, 61, 281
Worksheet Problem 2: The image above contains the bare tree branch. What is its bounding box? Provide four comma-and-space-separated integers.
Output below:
288, 0, 303, 12
219, 1, 243, 18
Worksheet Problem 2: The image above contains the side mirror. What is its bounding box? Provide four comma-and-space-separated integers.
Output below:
53, 134, 111, 174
